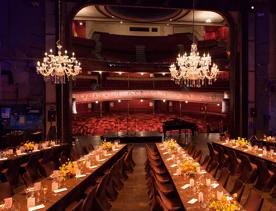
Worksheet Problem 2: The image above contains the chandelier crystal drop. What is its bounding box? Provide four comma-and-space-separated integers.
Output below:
36, 0, 81, 84
169, 0, 219, 88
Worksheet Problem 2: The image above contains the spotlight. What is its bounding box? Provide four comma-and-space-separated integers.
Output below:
163, 99, 166, 103
79, 21, 84, 26
185, 100, 188, 104
140, 72, 144, 76
140, 99, 143, 102
251, 5, 255, 10
217, 103, 220, 106
118, 99, 121, 103
95, 101, 99, 104
99, 71, 102, 75
120, 20, 123, 24
205, 19, 212, 23
162, 72, 166, 76
118, 72, 122, 75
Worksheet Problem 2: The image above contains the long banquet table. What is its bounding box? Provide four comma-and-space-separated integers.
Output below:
0, 144, 68, 169
10, 144, 127, 211
156, 143, 243, 211
213, 140, 276, 165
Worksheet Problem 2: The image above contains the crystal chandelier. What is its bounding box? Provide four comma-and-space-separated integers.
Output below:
36, 0, 81, 84
169, 1, 219, 88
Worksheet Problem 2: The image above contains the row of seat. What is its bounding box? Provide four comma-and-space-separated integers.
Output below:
145, 144, 183, 211
145, 141, 275, 211
204, 142, 276, 211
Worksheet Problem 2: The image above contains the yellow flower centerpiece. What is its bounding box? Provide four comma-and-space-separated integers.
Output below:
166, 139, 177, 151
236, 137, 249, 148
101, 141, 113, 151
209, 195, 239, 211
180, 160, 200, 177
23, 141, 35, 152
59, 161, 77, 178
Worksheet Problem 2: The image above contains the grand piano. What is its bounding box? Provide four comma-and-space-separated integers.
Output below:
162, 118, 197, 138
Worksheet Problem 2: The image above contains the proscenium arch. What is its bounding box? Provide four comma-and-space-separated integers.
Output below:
64, 1, 243, 137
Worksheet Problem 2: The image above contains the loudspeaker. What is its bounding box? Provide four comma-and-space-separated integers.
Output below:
48, 110, 56, 122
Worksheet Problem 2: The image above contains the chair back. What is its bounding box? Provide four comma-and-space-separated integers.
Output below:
82, 186, 97, 211
243, 189, 264, 211
0, 181, 13, 201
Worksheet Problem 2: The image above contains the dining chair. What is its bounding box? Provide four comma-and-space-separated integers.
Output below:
206, 160, 219, 177
207, 142, 219, 160
39, 161, 56, 177
94, 173, 112, 211
156, 186, 183, 211
0, 181, 13, 201
217, 167, 231, 188
229, 178, 245, 203
65, 199, 84, 211
192, 149, 202, 160
81, 185, 98, 211
224, 149, 241, 175
200, 155, 210, 169
243, 188, 264, 211
270, 205, 276, 211
254, 161, 272, 191
1, 160, 23, 191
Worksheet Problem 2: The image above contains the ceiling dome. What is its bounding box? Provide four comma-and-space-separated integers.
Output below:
105, 6, 182, 22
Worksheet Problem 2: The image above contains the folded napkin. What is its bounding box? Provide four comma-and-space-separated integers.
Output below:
163, 152, 169, 155
181, 184, 191, 189
200, 170, 207, 174
170, 164, 177, 168
76, 174, 86, 178
227, 196, 233, 201
98, 158, 106, 162
211, 183, 219, 189
187, 198, 198, 204
243, 149, 248, 152
105, 154, 112, 156
167, 157, 173, 161
89, 165, 98, 169
0, 158, 8, 161
18, 152, 27, 155
28, 204, 45, 211
258, 154, 263, 157
53, 188, 67, 193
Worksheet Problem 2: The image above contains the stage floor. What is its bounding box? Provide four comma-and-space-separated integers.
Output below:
101, 131, 163, 143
